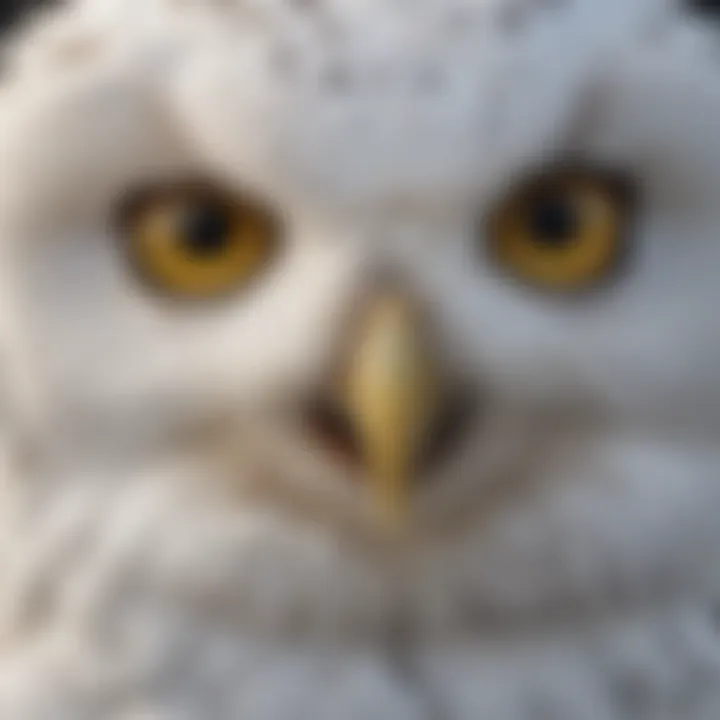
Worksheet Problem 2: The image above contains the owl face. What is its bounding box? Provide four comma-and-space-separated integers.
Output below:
2, 0, 720, 635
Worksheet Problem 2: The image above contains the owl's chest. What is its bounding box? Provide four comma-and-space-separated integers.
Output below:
4, 607, 719, 720
184, 623, 720, 720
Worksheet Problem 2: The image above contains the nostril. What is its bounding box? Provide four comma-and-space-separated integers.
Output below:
419, 391, 478, 479
305, 397, 362, 466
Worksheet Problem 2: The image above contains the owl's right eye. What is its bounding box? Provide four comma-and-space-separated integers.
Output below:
116, 183, 282, 300
486, 167, 635, 294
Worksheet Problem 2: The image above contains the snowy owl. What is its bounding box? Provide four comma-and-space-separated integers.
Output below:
2, 0, 720, 717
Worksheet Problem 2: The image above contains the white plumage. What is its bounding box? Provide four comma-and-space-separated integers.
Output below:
0, 0, 720, 717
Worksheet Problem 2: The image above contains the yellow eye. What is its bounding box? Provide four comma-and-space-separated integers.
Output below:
118, 184, 281, 300
488, 170, 634, 292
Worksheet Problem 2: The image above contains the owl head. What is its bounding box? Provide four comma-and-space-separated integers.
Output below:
0, 0, 719, 640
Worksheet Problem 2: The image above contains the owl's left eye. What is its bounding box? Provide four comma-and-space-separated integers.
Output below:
117, 183, 282, 300
486, 169, 634, 293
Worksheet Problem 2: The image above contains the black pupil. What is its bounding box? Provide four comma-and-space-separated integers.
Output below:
180, 204, 233, 257
688, 0, 720, 18
528, 195, 579, 247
